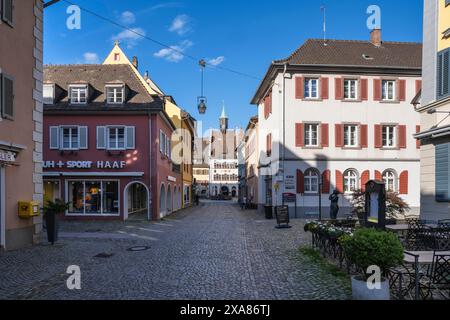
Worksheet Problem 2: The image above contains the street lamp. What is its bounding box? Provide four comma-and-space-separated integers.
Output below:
197, 59, 207, 115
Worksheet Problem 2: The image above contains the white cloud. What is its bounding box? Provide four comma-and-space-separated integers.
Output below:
169, 14, 191, 35
83, 52, 100, 64
154, 40, 193, 63
112, 27, 146, 48
207, 56, 225, 66
120, 11, 136, 25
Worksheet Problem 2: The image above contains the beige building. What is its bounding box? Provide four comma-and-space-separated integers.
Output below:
244, 116, 259, 207
0, 0, 44, 250
414, 0, 450, 221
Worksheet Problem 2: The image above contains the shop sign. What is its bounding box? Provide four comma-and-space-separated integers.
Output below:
44, 160, 126, 169
285, 175, 296, 190
0, 150, 16, 163
167, 176, 177, 182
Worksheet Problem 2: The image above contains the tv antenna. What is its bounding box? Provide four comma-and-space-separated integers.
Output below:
321, 5, 327, 46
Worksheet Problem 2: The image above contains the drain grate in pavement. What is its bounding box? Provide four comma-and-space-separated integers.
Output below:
94, 253, 114, 258
127, 246, 151, 252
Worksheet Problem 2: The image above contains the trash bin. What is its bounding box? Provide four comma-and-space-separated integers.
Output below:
264, 205, 273, 220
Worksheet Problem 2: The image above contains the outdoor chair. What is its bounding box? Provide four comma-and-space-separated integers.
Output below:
418, 245, 450, 300
404, 217, 432, 251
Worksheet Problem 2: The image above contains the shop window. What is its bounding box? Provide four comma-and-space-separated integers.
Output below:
67, 180, 119, 215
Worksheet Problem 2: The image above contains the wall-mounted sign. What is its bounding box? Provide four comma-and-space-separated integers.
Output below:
168, 176, 177, 182
44, 160, 126, 170
0, 150, 16, 163
285, 175, 296, 190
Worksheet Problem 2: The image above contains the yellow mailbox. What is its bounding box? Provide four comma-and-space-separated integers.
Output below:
18, 201, 40, 219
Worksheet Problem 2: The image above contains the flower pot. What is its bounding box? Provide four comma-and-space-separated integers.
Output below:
45, 212, 59, 245
351, 276, 390, 300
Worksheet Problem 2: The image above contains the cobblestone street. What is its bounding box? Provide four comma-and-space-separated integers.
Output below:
0, 202, 351, 300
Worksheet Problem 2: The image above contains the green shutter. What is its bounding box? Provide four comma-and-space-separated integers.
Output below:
436, 143, 450, 202
437, 49, 450, 99
2, 0, 13, 25
1, 74, 13, 119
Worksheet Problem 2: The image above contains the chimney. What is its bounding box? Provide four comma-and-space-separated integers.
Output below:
144, 70, 149, 81
370, 28, 382, 47
132, 56, 138, 69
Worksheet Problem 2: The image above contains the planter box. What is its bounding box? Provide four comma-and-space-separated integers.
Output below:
351, 276, 390, 300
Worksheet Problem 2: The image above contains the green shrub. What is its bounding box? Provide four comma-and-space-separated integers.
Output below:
339, 228, 403, 279
44, 199, 70, 216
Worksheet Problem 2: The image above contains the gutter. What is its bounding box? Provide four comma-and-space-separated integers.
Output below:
414, 124, 450, 140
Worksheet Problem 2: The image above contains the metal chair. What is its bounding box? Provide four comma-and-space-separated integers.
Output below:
419, 248, 450, 300
404, 217, 431, 251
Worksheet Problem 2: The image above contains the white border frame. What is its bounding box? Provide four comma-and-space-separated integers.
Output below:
65, 179, 121, 217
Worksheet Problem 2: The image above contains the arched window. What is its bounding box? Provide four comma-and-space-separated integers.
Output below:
343, 169, 358, 193
383, 170, 397, 192
304, 168, 320, 193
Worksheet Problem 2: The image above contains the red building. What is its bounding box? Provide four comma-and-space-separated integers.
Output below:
43, 63, 181, 220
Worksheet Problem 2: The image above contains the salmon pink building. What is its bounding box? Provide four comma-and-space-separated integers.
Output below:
43, 62, 181, 221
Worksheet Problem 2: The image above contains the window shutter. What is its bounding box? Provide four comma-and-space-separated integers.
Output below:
398, 79, 406, 101
296, 169, 304, 194
1, 74, 14, 119
374, 125, 382, 148
295, 77, 304, 99
268, 90, 272, 114
361, 170, 370, 192
335, 78, 343, 100
2, 0, 13, 25
321, 123, 329, 147
399, 171, 409, 195
360, 124, 368, 148
126, 126, 135, 149
373, 79, 382, 101
322, 170, 331, 194
79, 126, 88, 149
49, 126, 60, 149
295, 123, 304, 147
435, 143, 450, 202
335, 124, 343, 148
335, 170, 344, 194
361, 78, 368, 101
415, 80, 422, 95
266, 134, 272, 156
96, 126, 106, 149
375, 170, 382, 181
321, 77, 329, 100
398, 125, 407, 149
438, 50, 450, 99
416, 125, 421, 149
159, 131, 164, 153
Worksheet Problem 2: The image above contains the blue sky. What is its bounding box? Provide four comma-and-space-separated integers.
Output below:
44, 0, 423, 135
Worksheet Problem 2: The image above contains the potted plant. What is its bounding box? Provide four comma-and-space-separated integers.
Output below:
350, 189, 410, 226
340, 228, 404, 300
43, 199, 69, 245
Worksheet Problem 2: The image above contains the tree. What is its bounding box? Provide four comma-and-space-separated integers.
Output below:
350, 189, 410, 220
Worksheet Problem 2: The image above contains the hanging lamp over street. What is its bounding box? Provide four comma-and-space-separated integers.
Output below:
197, 59, 207, 114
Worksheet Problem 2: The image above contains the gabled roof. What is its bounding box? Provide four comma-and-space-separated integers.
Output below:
276, 39, 422, 68
44, 64, 160, 108
251, 38, 423, 104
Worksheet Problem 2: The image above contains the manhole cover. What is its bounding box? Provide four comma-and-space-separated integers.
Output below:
94, 253, 114, 258
127, 246, 151, 252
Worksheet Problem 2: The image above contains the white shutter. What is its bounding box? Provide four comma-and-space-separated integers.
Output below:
126, 126, 135, 149
49, 126, 60, 149
79, 126, 88, 149
160, 130, 164, 153
96, 126, 106, 149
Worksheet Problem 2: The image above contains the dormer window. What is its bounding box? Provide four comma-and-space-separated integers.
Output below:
43, 84, 55, 104
69, 85, 88, 105
106, 85, 125, 104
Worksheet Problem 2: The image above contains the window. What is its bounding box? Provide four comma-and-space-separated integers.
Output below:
383, 170, 397, 192
1, 0, 13, 26
304, 124, 319, 147
304, 78, 319, 99
108, 127, 125, 150
0, 73, 13, 120
344, 79, 358, 100
43, 84, 54, 105
106, 85, 124, 104
382, 80, 396, 101
382, 125, 397, 148
437, 49, 450, 99
69, 85, 88, 104
62, 127, 79, 150
304, 169, 319, 194
436, 143, 450, 202
343, 170, 358, 193
67, 180, 119, 216
344, 125, 359, 147
160, 130, 170, 157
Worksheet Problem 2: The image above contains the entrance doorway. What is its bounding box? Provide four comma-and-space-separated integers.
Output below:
221, 186, 229, 196
0, 166, 4, 248
159, 184, 166, 218
232, 186, 237, 197
167, 185, 173, 215
124, 182, 149, 220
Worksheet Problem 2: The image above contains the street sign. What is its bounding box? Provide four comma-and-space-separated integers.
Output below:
283, 193, 296, 203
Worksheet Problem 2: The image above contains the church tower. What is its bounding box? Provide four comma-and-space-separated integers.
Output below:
219, 102, 228, 133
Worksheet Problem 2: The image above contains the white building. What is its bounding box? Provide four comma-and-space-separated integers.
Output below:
251, 30, 422, 218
